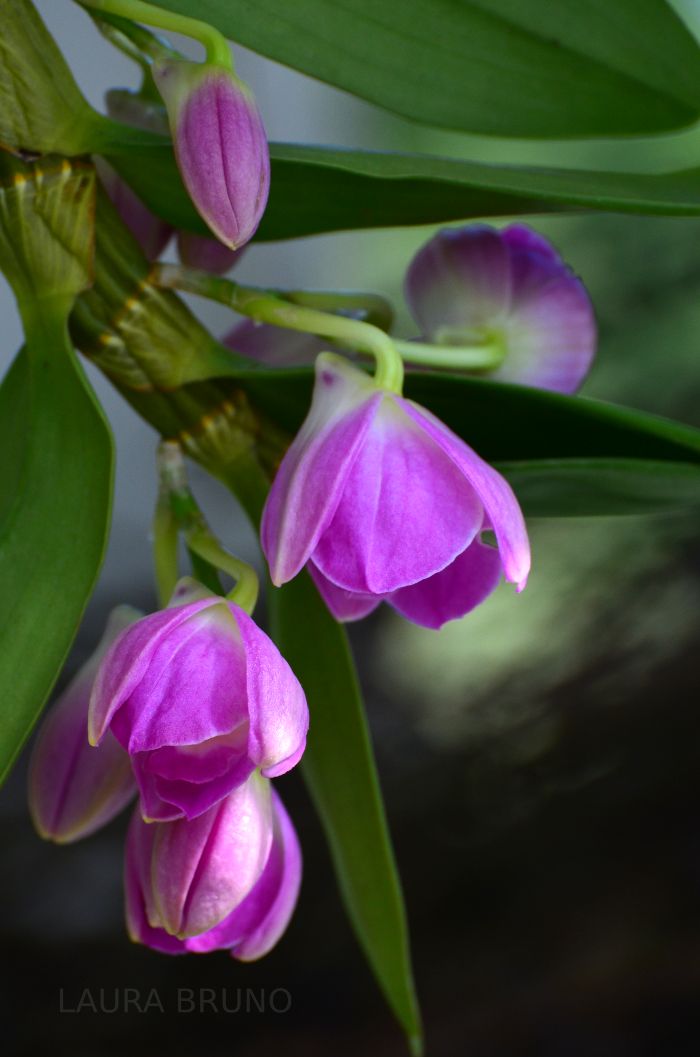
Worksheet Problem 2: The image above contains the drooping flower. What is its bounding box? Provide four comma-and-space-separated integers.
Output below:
405, 224, 596, 393
262, 354, 530, 629
153, 60, 270, 250
125, 777, 301, 960
88, 579, 308, 822
28, 607, 140, 843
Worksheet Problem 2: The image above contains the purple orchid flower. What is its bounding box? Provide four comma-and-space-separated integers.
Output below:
405, 224, 596, 393
153, 60, 270, 250
88, 580, 308, 822
125, 777, 301, 960
262, 354, 530, 629
28, 607, 140, 843
176, 230, 245, 274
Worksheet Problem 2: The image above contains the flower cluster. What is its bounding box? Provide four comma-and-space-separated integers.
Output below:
30, 581, 308, 961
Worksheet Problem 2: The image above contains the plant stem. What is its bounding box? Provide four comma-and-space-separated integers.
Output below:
80, 0, 233, 68
154, 264, 405, 392
393, 336, 506, 372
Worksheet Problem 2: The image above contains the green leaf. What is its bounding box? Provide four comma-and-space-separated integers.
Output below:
269, 572, 422, 1055
148, 0, 700, 136
496, 458, 700, 517
0, 319, 114, 783
0, 0, 102, 154
107, 142, 700, 243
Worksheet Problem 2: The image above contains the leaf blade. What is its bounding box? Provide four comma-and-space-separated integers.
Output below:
269, 572, 422, 1054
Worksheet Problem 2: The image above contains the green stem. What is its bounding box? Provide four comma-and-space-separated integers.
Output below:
155, 440, 259, 613
87, 7, 182, 67
284, 290, 394, 333
80, 0, 233, 68
154, 265, 405, 393
393, 336, 506, 372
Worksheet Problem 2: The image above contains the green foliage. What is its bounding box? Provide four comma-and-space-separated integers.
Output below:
269, 572, 422, 1054
147, 0, 700, 136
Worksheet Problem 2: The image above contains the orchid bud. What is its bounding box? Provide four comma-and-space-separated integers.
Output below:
28, 607, 141, 843
153, 60, 270, 250
405, 224, 596, 394
262, 354, 530, 629
89, 579, 308, 823
126, 781, 301, 959
176, 230, 244, 274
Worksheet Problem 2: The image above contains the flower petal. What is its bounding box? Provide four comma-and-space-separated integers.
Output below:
501, 223, 562, 264
230, 604, 309, 779
124, 807, 187, 954
405, 226, 512, 336
389, 535, 503, 629
312, 394, 483, 594
262, 354, 383, 585
223, 319, 327, 367
308, 562, 382, 622
151, 773, 274, 938
400, 400, 530, 590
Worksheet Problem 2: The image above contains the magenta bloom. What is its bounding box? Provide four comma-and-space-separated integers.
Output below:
126, 776, 301, 960
97, 161, 173, 260
153, 60, 270, 250
28, 607, 140, 843
262, 354, 530, 629
88, 581, 308, 822
406, 224, 596, 393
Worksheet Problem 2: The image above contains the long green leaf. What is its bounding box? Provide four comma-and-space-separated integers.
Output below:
108, 142, 700, 243
148, 0, 700, 136
269, 572, 422, 1055
0, 323, 113, 782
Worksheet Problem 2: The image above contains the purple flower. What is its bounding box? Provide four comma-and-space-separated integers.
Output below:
405, 224, 596, 393
125, 776, 301, 959
28, 607, 140, 843
223, 318, 328, 367
176, 230, 244, 274
153, 60, 270, 250
97, 161, 173, 260
262, 354, 530, 629
88, 580, 308, 822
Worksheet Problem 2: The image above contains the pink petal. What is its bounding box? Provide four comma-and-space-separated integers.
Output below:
308, 562, 383, 622
400, 400, 530, 590
312, 394, 483, 594
389, 535, 503, 629
262, 354, 384, 585
223, 319, 326, 366
150, 773, 274, 938
502, 223, 562, 264
230, 604, 309, 779
124, 807, 187, 954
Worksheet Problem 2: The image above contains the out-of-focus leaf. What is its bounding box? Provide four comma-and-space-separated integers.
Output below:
0, 0, 103, 154
496, 458, 700, 517
269, 572, 422, 1055
0, 325, 113, 783
148, 0, 700, 136
107, 142, 700, 242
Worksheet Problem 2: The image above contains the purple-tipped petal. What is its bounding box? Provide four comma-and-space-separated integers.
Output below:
177, 230, 244, 274
154, 60, 270, 249
400, 400, 530, 590
150, 773, 274, 938
389, 534, 503, 629
230, 604, 308, 779
405, 226, 511, 336
312, 391, 484, 594
28, 607, 140, 844
223, 319, 327, 367
308, 562, 383, 622
262, 354, 384, 585
404, 224, 596, 393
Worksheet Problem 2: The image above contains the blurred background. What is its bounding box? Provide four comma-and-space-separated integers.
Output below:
2, 2, 700, 1055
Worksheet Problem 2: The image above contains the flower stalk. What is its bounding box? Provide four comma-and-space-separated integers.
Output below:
155, 440, 259, 613
81, 0, 233, 69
